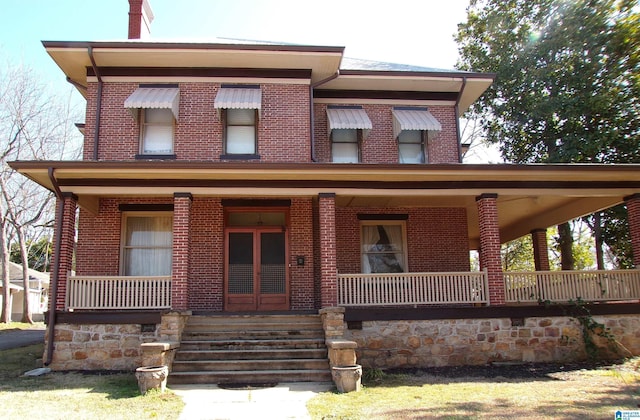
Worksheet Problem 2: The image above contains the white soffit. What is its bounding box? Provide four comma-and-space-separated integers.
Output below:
124, 87, 180, 120
392, 108, 442, 139
326, 107, 373, 139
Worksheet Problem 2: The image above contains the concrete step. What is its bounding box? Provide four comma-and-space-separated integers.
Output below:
175, 348, 327, 361
185, 314, 321, 326
181, 329, 324, 341
183, 321, 323, 332
178, 338, 326, 351
168, 369, 333, 385
172, 358, 330, 372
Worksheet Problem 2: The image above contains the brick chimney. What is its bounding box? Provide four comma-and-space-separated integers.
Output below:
128, 0, 154, 39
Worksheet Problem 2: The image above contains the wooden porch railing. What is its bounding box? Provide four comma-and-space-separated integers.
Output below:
338, 271, 489, 306
66, 275, 172, 310
504, 270, 640, 303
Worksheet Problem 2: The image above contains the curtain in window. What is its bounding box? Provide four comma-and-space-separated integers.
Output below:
124, 216, 172, 276
143, 109, 174, 154
227, 109, 256, 154
362, 224, 404, 274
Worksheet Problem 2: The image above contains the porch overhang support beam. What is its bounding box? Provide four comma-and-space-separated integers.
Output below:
319, 193, 338, 307
476, 193, 505, 305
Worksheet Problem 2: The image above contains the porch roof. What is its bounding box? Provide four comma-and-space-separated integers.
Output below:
10, 160, 640, 248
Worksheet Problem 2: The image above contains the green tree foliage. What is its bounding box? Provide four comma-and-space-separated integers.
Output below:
456, 0, 640, 265
10, 238, 51, 272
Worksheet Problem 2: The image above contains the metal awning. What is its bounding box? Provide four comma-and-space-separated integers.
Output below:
124, 87, 180, 121
326, 107, 373, 139
214, 86, 262, 118
392, 107, 442, 139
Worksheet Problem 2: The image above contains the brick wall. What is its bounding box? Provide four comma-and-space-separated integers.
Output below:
289, 198, 315, 309
76, 197, 173, 276
84, 82, 310, 162
76, 196, 316, 311
335, 207, 470, 274
188, 198, 224, 311
313, 103, 459, 164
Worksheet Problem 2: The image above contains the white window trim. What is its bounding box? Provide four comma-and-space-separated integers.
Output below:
120, 211, 173, 276
360, 220, 408, 273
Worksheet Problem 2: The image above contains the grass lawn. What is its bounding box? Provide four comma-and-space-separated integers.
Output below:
308, 360, 640, 419
0, 343, 184, 420
0, 321, 45, 332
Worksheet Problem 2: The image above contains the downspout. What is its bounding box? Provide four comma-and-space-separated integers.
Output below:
454, 76, 468, 163
45, 167, 65, 366
88, 47, 103, 161
309, 72, 339, 162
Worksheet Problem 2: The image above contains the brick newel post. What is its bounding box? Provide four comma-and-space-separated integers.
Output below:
52, 193, 78, 311
172, 193, 192, 311
531, 229, 551, 271
626, 194, 640, 268
319, 193, 338, 307
476, 194, 505, 305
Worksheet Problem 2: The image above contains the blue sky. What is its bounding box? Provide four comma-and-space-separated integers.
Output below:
1, 0, 469, 87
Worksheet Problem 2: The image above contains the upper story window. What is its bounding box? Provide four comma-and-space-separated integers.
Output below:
214, 85, 262, 159
225, 109, 257, 154
398, 130, 426, 164
326, 106, 372, 164
124, 86, 180, 159
392, 107, 441, 164
142, 109, 174, 154
331, 129, 360, 163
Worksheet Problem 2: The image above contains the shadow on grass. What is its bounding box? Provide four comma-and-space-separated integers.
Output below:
0, 343, 140, 400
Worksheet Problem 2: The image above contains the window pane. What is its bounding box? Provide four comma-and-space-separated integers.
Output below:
143, 125, 173, 154
398, 130, 422, 144
124, 216, 172, 276
362, 224, 405, 273
227, 109, 256, 125
332, 129, 357, 143
332, 143, 358, 163
399, 143, 425, 164
145, 109, 173, 123
227, 126, 256, 154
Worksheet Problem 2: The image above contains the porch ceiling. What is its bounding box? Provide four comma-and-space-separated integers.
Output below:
10, 160, 640, 249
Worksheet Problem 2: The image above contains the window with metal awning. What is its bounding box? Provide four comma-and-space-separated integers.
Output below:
214, 85, 262, 118
392, 106, 441, 139
124, 87, 180, 121
326, 105, 373, 140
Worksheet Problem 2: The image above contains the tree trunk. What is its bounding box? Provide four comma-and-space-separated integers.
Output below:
558, 222, 574, 270
593, 212, 605, 270
1, 218, 11, 323
18, 227, 33, 324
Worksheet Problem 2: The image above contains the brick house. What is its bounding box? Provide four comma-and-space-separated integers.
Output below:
11, 0, 640, 380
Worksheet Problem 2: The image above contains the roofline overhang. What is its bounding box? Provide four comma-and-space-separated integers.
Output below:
42, 40, 346, 54
10, 161, 640, 190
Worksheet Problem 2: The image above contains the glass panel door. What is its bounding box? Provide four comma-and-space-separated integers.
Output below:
225, 228, 289, 311
260, 232, 286, 295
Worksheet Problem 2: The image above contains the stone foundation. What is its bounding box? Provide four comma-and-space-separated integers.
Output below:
45, 312, 190, 370
344, 315, 640, 368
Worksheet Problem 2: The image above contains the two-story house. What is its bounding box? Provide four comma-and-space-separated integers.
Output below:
11, 0, 640, 382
